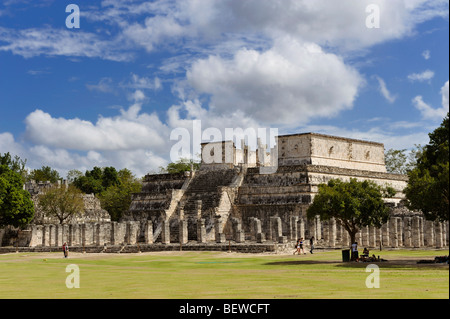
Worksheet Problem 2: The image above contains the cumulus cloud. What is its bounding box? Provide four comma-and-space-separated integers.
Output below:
24, 107, 167, 152
186, 37, 364, 127
82, 0, 446, 53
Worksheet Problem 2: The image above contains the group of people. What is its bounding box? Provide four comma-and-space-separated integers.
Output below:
351, 242, 380, 262
293, 237, 315, 255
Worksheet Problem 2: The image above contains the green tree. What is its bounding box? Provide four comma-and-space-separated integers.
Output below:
0, 164, 34, 228
73, 166, 119, 195
38, 185, 85, 224
159, 158, 200, 174
67, 169, 83, 184
404, 113, 449, 222
98, 168, 142, 221
0, 152, 28, 182
385, 146, 423, 175
307, 178, 396, 246
29, 166, 61, 183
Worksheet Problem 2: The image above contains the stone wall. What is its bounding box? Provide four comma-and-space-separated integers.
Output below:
12, 206, 447, 250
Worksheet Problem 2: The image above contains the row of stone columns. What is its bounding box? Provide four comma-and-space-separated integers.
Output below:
26, 215, 449, 249
309, 216, 449, 248
29, 221, 147, 247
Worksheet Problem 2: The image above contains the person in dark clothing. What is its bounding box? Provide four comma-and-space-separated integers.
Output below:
309, 236, 315, 254
62, 242, 69, 258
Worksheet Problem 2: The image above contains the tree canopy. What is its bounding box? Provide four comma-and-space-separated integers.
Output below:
28, 166, 61, 183
159, 158, 200, 174
307, 178, 396, 246
404, 113, 449, 222
98, 168, 142, 221
72, 166, 120, 195
38, 185, 85, 224
0, 163, 34, 228
384, 146, 423, 175
0, 152, 27, 182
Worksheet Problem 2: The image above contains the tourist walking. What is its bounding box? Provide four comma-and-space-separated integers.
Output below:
299, 238, 306, 254
62, 242, 69, 258
309, 236, 315, 254
293, 239, 301, 255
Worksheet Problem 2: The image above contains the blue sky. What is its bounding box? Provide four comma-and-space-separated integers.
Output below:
0, 0, 448, 177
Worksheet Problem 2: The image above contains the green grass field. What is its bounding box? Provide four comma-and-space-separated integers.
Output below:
0, 249, 448, 299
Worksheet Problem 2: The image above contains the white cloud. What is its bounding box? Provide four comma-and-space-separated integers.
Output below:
86, 77, 114, 93
24, 107, 168, 152
374, 76, 397, 103
412, 80, 449, 120
121, 73, 163, 91
89, 0, 449, 53
441, 80, 449, 109
186, 37, 364, 127
0, 26, 132, 62
422, 50, 431, 60
407, 69, 435, 82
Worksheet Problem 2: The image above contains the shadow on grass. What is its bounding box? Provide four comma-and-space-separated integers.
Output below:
265, 260, 449, 269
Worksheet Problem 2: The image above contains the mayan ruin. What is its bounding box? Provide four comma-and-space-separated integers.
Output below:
2, 132, 447, 253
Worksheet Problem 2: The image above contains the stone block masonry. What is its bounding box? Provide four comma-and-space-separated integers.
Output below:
4, 132, 447, 252
13, 210, 447, 250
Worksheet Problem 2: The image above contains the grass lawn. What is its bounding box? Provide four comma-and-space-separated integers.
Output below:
0, 249, 448, 299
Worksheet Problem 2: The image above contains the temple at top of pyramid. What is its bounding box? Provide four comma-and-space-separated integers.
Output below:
199, 132, 387, 173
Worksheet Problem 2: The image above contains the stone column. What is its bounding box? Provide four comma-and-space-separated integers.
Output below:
144, 220, 154, 244
270, 217, 282, 243
381, 222, 389, 248
443, 222, 448, 247
361, 226, 370, 248
297, 218, 305, 240
215, 216, 226, 243
160, 218, 170, 244
328, 218, 336, 248
308, 217, 316, 240
95, 223, 107, 246
397, 218, 403, 247
412, 216, 421, 248
81, 223, 92, 247
446, 221, 450, 246
54, 224, 63, 247
30, 225, 43, 247
335, 222, 342, 246
342, 227, 349, 248
389, 217, 398, 248
419, 217, 425, 247
322, 221, 329, 244
253, 218, 265, 243
49, 225, 56, 247
196, 200, 202, 219
290, 216, 298, 241
403, 217, 412, 248
435, 222, 443, 248
315, 216, 321, 240
197, 218, 207, 243
369, 226, 377, 248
